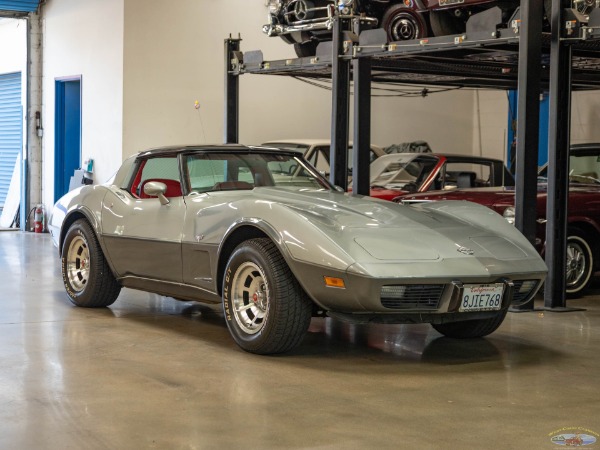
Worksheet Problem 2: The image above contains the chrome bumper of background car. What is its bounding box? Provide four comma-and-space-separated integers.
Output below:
262, 10, 378, 37
263, 13, 334, 37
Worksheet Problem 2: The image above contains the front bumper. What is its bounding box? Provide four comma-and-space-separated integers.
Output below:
263, 11, 335, 38
291, 259, 545, 324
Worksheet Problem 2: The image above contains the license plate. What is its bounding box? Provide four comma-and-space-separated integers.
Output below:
459, 284, 504, 312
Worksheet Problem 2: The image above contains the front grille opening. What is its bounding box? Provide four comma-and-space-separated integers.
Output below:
381, 284, 445, 310
512, 280, 539, 304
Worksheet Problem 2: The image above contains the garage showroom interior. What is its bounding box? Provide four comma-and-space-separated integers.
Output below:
2, 0, 600, 447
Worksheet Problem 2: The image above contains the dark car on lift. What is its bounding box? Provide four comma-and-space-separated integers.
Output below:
262, 0, 577, 57
396, 143, 600, 298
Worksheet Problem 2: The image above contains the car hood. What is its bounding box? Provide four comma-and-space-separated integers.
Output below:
398, 186, 517, 208
230, 188, 541, 271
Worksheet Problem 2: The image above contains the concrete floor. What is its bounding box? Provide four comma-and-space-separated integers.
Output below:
0, 231, 599, 449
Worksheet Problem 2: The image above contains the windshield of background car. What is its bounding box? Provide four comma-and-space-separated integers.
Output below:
184, 153, 332, 193
441, 162, 492, 188
310, 146, 380, 173
539, 153, 600, 185
370, 154, 439, 189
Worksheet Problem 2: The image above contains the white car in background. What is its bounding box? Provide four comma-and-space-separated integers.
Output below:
262, 139, 385, 181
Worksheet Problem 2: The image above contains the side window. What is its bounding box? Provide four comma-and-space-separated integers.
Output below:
443, 162, 491, 189
130, 156, 182, 198
187, 158, 228, 191
313, 147, 331, 174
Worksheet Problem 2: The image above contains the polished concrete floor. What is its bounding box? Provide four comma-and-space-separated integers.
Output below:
0, 231, 599, 449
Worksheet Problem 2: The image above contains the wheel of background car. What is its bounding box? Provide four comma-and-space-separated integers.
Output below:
222, 238, 313, 354
294, 41, 318, 58
431, 309, 508, 338
429, 10, 464, 37
382, 5, 428, 42
565, 228, 594, 297
61, 219, 121, 307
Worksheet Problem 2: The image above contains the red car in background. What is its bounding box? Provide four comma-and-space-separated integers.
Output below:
362, 152, 513, 200
397, 143, 600, 297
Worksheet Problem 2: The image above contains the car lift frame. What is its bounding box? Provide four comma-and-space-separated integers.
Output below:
224, 1, 600, 311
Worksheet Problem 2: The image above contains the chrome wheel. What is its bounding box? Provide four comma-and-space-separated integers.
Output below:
566, 238, 588, 289
231, 261, 270, 335
66, 235, 90, 292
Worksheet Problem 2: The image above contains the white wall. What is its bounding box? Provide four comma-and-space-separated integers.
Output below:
471, 90, 509, 162
474, 89, 600, 166
41, 0, 124, 208
572, 91, 600, 143
123, 0, 476, 158
0, 19, 27, 76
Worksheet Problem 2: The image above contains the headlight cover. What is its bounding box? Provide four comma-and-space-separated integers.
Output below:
503, 206, 516, 225
266, 0, 283, 14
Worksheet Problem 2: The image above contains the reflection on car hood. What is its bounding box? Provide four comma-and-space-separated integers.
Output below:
242, 187, 535, 266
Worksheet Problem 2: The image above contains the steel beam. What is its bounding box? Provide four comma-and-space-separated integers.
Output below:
514, 0, 543, 247
224, 37, 241, 144
543, 0, 579, 310
351, 54, 371, 196
330, 17, 351, 189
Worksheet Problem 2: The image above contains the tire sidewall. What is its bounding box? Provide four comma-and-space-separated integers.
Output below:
223, 243, 278, 351
382, 5, 428, 41
61, 221, 97, 305
566, 232, 594, 296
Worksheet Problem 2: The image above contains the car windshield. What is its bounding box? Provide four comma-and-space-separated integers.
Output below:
370, 154, 439, 189
185, 152, 332, 193
539, 153, 600, 185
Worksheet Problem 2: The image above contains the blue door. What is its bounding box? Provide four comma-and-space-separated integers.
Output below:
55, 78, 81, 202
0, 72, 22, 209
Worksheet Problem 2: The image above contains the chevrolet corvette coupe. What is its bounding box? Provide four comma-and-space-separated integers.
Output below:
50, 145, 546, 354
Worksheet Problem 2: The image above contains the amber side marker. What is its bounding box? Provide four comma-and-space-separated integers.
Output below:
324, 276, 345, 288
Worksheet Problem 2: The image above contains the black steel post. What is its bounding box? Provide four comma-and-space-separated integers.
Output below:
224, 36, 241, 144
514, 0, 543, 245
510, 0, 543, 311
352, 54, 371, 196
543, 0, 578, 310
330, 16, 351, 189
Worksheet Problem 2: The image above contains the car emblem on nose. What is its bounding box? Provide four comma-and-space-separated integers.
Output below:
457, 246, 474, 255
294, 0, 309, 20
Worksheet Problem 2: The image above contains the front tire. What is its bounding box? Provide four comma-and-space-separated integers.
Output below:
294, 41, 318, 58
61, 219, 121, 307
565, 228, 594, 297
431, 310, 507, 338
222, 238, 312, 354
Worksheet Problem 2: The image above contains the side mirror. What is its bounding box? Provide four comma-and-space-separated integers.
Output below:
143, 181, 170, 205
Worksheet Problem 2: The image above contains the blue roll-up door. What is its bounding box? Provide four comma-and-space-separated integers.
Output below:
0, 72, 22, 208
0, 1, 39, 14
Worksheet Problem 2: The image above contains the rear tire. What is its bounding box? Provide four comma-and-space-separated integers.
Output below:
565, 228, 594, 298
429, 10, 464, 37
61, 219, 121, 307
223, 238, 313, 354
431, 310, 507, 338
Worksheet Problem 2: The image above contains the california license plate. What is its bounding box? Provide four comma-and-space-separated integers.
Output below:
459, 284, 504, 312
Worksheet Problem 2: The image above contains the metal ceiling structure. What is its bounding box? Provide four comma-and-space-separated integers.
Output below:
225, 2, 600, 311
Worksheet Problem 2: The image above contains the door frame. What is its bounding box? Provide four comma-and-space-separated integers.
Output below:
54, 76, 82, 202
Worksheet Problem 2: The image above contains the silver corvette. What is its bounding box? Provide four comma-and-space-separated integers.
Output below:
50, 145, 547, 354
